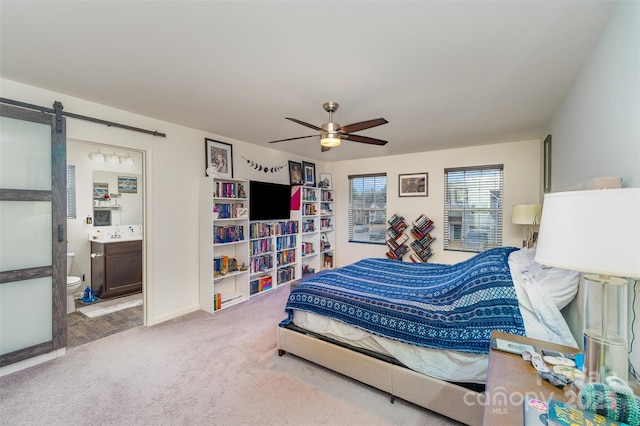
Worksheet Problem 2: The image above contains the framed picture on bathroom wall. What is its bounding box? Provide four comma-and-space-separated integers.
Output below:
118, 176, 138, 194
93, 182, 108, 200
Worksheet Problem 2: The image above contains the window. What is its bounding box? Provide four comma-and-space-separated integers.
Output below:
348, 173, 387, 244
66, 165, 76, 219
444, 165, 503, 253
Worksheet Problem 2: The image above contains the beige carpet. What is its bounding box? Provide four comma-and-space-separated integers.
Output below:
0, 286, 461, 425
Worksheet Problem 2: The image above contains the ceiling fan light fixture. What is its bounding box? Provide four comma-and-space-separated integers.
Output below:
321, 134, 341, 147
321, 121, 341, 147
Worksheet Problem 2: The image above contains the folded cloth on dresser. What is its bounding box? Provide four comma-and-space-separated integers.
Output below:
280, 246, 525, 354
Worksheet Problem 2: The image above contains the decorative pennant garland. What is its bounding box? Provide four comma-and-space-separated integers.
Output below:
241, 156, 287, 173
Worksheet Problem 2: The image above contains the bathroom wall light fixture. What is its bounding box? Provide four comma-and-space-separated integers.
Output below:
109, 152, 120, 165
124, 154, 134, 166
89, 150, 105, 162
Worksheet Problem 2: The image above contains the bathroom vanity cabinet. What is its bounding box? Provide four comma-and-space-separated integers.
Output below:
91, 240, 142, 299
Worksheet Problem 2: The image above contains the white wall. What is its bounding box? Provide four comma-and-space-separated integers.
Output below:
328, 139, 541, 267
0, 78, 318, 326
546, 1, 640, 373
547, 1, 639, 191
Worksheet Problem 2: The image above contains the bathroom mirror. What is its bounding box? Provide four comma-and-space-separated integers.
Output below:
92, 171, 143, 226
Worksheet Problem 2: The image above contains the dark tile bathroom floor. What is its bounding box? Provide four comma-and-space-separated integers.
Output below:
67, 299, 143, 349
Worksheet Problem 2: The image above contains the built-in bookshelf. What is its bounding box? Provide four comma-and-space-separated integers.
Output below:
249, 221, 274, 296
320, 188, 335, 270
293, 186, 319, 277
408, 214, 435, 262
275, 220, 299, 285
201, 179, 334, 312
199, 177, 250, 312
249, 219, 300, 294
291, 185, 336, 275
386, 213, 409, 260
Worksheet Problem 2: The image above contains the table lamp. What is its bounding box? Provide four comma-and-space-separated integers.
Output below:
535, 188, 640, 382
511, 204, 542, 248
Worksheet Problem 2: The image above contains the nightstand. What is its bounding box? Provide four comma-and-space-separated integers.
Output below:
483, 331, 581, 425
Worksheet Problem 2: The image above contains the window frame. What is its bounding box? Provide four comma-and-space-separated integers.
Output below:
443, 164, 504, 253
348, 173, 387, 245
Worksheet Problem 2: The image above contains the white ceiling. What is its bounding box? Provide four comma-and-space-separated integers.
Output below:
0, 1, 616, 162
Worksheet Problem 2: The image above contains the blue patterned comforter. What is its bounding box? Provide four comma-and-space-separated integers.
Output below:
280, 247, 524, 354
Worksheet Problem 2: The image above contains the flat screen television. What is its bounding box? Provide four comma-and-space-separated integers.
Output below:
249, 180, 292, 221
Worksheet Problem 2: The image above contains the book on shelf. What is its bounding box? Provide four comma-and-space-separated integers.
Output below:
277, 265, 296, 284
410, 224, 434, 240
214, 182, 246, 199
214, 224, 245, 243
274, 220, 299, 235
386, 245, 409, 260
250, 276, 273, 295
301, 265, 316, 276
214, 256, 229, 275
388, 213, 405, 226
249, 222, 272, 239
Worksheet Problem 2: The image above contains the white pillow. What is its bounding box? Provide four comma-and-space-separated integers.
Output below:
510, 247, 579, 310
509, 247, 580, 347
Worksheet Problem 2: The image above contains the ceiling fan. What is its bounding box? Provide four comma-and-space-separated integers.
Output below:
267, 102, 389, 151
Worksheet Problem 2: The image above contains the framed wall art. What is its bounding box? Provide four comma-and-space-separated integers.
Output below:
93, 182, 109, 200
399, 173, 428, 197
289, 161, 303, 185
205, 138, 233, 178
319, 173, 332, 189
302, 161, 316, 186
118, 176, 138, 194
543, 134, 552, 193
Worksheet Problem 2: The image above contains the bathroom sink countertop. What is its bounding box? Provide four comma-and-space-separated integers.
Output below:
90, 236, 143, 243
88, 225, 143, 243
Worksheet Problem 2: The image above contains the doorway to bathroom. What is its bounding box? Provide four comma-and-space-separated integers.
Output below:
66, 139, 145, 347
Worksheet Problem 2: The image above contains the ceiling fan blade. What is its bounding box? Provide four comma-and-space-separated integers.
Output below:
267, 134, 318, 144
286, 117, 324, 132
343, 133, 388, 146
338, 118, 388, 134
321, 145, 331, 152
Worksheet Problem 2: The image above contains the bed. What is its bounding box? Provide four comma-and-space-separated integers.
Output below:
277, 247, 579, 425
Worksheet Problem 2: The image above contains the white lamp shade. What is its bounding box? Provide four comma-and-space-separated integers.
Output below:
535, 188, 640, 278
511, 204, 542, 225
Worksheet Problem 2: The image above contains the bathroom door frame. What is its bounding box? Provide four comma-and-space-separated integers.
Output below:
0, 103, 67, 367
69, 139, 146, 329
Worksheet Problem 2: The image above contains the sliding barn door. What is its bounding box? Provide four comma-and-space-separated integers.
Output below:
0, 103, 67, 366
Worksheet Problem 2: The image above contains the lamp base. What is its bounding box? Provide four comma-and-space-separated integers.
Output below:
522, 240, 535, 248
583, 330, 627, 382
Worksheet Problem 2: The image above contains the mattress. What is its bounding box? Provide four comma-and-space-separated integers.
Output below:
292, 309, 489, 383
287, 247, 579, 384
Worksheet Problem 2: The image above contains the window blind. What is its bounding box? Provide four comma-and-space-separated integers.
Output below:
348, 173, 387, 244
66, 165, 76, 219
443, 165, 503, 252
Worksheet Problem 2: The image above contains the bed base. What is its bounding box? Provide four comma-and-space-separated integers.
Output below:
277, 325, 484, 426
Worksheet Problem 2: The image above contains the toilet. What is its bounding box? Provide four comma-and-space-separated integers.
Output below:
66, 253, 83, 314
